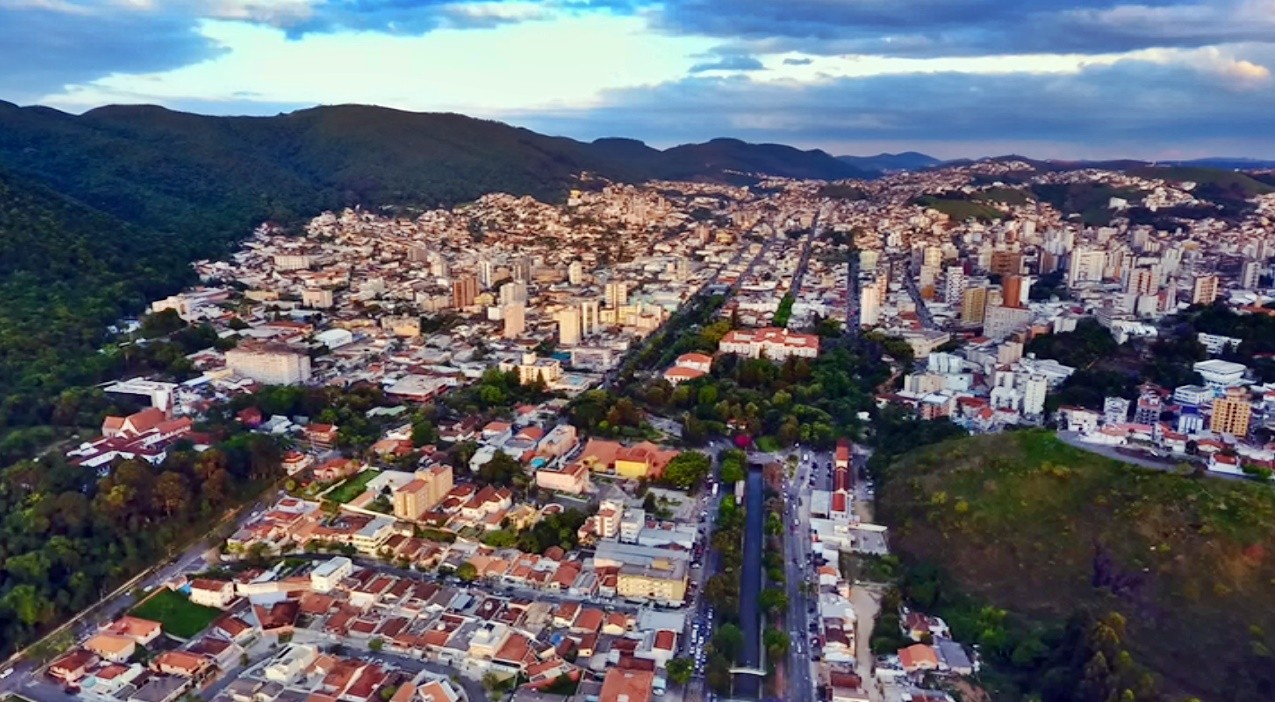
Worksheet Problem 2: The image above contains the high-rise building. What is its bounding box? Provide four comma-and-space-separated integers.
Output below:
923, 246, 944, 269
1133, 392, 1162, 425
943, 266, 966, 305
478, 259, 496, 289
1002, 275, 1028, 308
556, 308, 582, 346
568, 261, 585, 286
1125, 266, 1161, 297
989, 251, 1023, 276
605, 281, 628, 308
1068, 248, 1106, 287
1242, 260, 1262, 290
499, 281, 528, 306
960, 286, 988, 325
1192, 274, 1219, 305
451, 275, 478, 309
511, 257, 532, 283
1210, 388, 1252, 437
503, 303, 525, 339
580, 300, 601, 337
1022, 375, 1048, 416
859, 281, 881, 327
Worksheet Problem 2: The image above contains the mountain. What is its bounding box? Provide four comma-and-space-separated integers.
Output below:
836, 151, 940, 172
877, 430, 1275, 701
1162, 157, 1275, 170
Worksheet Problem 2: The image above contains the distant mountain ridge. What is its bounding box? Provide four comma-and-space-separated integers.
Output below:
836, 151, 941, 172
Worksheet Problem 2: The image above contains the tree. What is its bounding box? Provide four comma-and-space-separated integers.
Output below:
661, 451, 711, 490
410, 419, 437, 447
763, 628, 791, 658
759, 587, 788, 615
368, 637, 384, 652
666, 657, 694, 685
712, 622, 745, 662
456, 562, 478, 583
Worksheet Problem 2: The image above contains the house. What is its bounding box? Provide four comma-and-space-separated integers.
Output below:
50, 649, 99, 683
102, 616, 163, 645
153, 650, 214, 678
902, 612, 950, 641
898, 644, 940, 673
102, 408, 167, 438
935, 638, 975, 675
85, 634, 137, 663
189, 578, 236, 609
305, 423, 340, 449
614, 442, 680, 479
314, 458, 359, 482
662, 366, 706, 385
599, 668, 654, 702
536, 459, 591, 495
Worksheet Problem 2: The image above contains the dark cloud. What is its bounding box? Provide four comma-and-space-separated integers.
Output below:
782, 58, 813, 66
510, 60, 1275, 157
0, 5, 223, 101
651, 0, 1275, 57
689, 55, 765, 73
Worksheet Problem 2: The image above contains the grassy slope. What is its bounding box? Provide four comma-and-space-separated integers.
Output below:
913, 196, 1006, 222
878, 430, 1275, 698
130, 589, 220, 639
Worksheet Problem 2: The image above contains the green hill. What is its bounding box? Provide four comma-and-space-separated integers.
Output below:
911, 194, 1006, 222
877, 430, 1275, 701
1128, 166, 1275, 197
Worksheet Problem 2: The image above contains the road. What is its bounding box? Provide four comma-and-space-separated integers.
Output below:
900, 260, 938, 330
845, 251, 861, 339
1054, 431, 1237, 478
734, 467, 765, 699
781, 449, 829, 702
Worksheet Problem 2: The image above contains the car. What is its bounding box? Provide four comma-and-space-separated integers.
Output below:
0, 668, 13, 679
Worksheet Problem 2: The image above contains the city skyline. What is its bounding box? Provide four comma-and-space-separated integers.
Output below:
2, 0, 1273, 160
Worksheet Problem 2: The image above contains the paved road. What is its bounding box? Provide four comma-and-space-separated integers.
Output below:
782, 450, 830, 702
734, 467, 765, 699
1054, 431, 1239, 478
900, 260, 938, 330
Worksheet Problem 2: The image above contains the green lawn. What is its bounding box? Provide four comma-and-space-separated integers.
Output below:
326, 469, 381, 504
130, 588, 220, 639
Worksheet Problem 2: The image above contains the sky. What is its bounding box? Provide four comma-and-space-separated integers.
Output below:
2, 0, 1274, 159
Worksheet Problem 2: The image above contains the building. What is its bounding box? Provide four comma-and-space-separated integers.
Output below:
1211, 388, 1252, 437
719, 327, 820, 361
311, 557, 353, 593
393, 465, 454, 520
452, 275, 479, 309
1068, 248, 1106, 286
302, 288, 334, 309
188, 579, 236, 609
943, 266, 966, 305
226, 343, 312, 385
556, 308, 581, 346
568, 260, 584, 285
1133, 393, 1162, 425
1002, 274, 1028, 308
1103, 396, 1130, 425
536, 461, 590, 495
605, 281, 628, 308
1192, 274, 1219, 305
1198, 332, 1242, 355
503, 303, 525, 339
983, 305, 1032, 341
1194, 359, 1247, 387
1242, 260, 1262, 290
1022, 375, 1048, 416
960, 286, 988, 325
502, 353, 564, 386
580, 300, 601, 337
599, 668, 654, 702
990, 250, 1023, 276
859, 281, 881, 327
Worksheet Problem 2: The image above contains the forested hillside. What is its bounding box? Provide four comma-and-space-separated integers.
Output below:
877, 430, 1275, 701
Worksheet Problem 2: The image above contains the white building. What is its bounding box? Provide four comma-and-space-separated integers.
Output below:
311, 556, 353, 593
1194, 359, 1247, 388
719, 327, 820, 361
225, 344, 311, 385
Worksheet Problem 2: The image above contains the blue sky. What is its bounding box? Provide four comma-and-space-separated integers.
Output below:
3, 0, 1274, 159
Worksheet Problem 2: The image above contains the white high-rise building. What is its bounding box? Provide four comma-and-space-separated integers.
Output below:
478, 259, 496, 289
1022, 375, 1048, 416
503, 303, 525, 339
1068, 248, 1107, 287
943, 266, 966, 305
1242, 260, 1262, 290
568, 261, 584, 286
859, 281, 881, 327
499, 281, 528, 306
226, 343, 312, 385
556, 308, 582, 346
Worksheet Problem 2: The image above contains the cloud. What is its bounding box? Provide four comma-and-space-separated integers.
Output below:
689, 54, 765, 73
782, 57, 813, 66
649, 0, 1275, 57
0, 3, 224, 100
507, 57, 1275, 157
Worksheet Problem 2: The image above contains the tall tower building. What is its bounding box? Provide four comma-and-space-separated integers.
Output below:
1192, 274, 1219, 305
478, 259, 496, 289
580, 300, 601, 337
944, 266, 966, 305
989, 251, 1023, 276
451, 275, 478, 309
1210, 388, 1252, 437
605, 281, 628, 308
499, 281, 528, 306
512, 257, 532, 283
556, 308, 582, 346
1125, 266, 1160, 297
1002, 275, 1028, 308
859, 281, 881, 327
960, 286, 989, 325
568, 261, 585, 286
502, 303, 525, 339
1241, 260, 1262, 290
